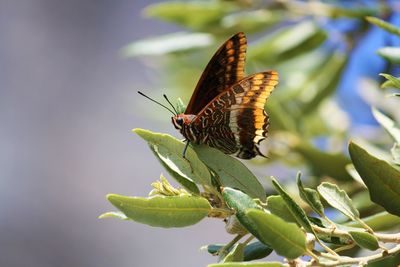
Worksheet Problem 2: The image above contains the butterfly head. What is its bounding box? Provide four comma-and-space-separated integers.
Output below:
172, 114, 195, 130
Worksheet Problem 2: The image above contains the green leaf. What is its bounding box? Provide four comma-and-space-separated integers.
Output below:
349, 142, 400, 217
317, 182, 360, 221
345, 211, 400, 231
296, 174, 324, 217
144, 1, 235, 31
149, 146, 199, 194
98, 211, 128, 220
372, 107, 400, 143
243, 242, 273, 261
366, 16, 400, 36
246, 209, 307, 259
266, 195, 297, 223
222, 187, 261, 236
349, 231, 379, 251
208, 262, 283, 267
377, 47, 400, 64
106, 194, 211, 228
206, 242, 273, 262
380, 73, 400, 89
122, 32, 213, 57
222, 243, 245, 263
221, 10, 281, 34
193, 145, 266, 201
271, 177, 317, 234
248, 21, 327, 65
134, 128, 212, 186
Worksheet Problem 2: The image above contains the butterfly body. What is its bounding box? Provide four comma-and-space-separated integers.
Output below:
171, 32, 279, 159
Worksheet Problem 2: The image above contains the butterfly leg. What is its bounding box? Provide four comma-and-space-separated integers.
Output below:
182, 140, 190, 159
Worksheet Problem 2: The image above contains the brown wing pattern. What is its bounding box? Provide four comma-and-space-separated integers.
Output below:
190, 71, 279, 159
185, 32, 247, 115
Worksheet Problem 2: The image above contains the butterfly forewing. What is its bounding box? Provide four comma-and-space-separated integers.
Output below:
185, 32, 247, 114
191, 71, 279, 159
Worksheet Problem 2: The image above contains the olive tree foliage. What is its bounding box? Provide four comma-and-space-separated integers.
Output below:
101, 1, 400, 266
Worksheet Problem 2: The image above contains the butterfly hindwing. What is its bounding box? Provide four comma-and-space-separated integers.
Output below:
191, 71, 279, 159
185, 32, 247, 114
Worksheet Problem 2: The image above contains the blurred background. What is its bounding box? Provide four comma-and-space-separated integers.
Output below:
1, 0, 399, 267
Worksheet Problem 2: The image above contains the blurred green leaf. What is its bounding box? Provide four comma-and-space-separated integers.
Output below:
380, 73, 400, 89
221, 10, 281, 34
193, 145, 266, 201
122, 32, 213, 57
366, 16, 400, 36
106, 194, 211, 228
377, 47, 400, 64
345, 211, 400, 231
291, 139, 353, 181
246, 209, 307, 259
134, 128, 212, 186
392, 143, 400, 166
372, 107, 400, 147
266, 195, 297, 224
271, 177, 315, 235
317, 182, 360, 221
222, 243, 245, 263
248, 21, 327, 65
144, 1, 236, 31
298, 51, 347, 114
208, 262, 283, 267
296, 174, 325, 217
349, 231, 379, 251
349, 142, 400, 217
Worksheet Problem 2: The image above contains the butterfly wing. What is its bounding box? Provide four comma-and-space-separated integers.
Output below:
185, 32, 247, 115
191, 71, 279, 159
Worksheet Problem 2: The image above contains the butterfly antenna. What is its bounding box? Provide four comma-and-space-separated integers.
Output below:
163, 94, 178, 115
137, 91, 177, 116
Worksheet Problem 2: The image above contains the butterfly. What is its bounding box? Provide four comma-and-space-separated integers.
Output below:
170, 32, 279, 159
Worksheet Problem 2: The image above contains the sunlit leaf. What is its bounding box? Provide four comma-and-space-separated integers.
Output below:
98, 211, 128, 220
134, 128, 212, 186
380, 73, 400, 89
349, 231, 379, 251
193, 145, 266, 201
246, 209, 307, 259
372, 107, 400, 143
248, 21, 327, 65
122, 32, 213, 57
106, 194, 211, 228
349, 142, 400, 217
377, 47, 400, 64
366, 16, 400, 36
317, 182, 360, 221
